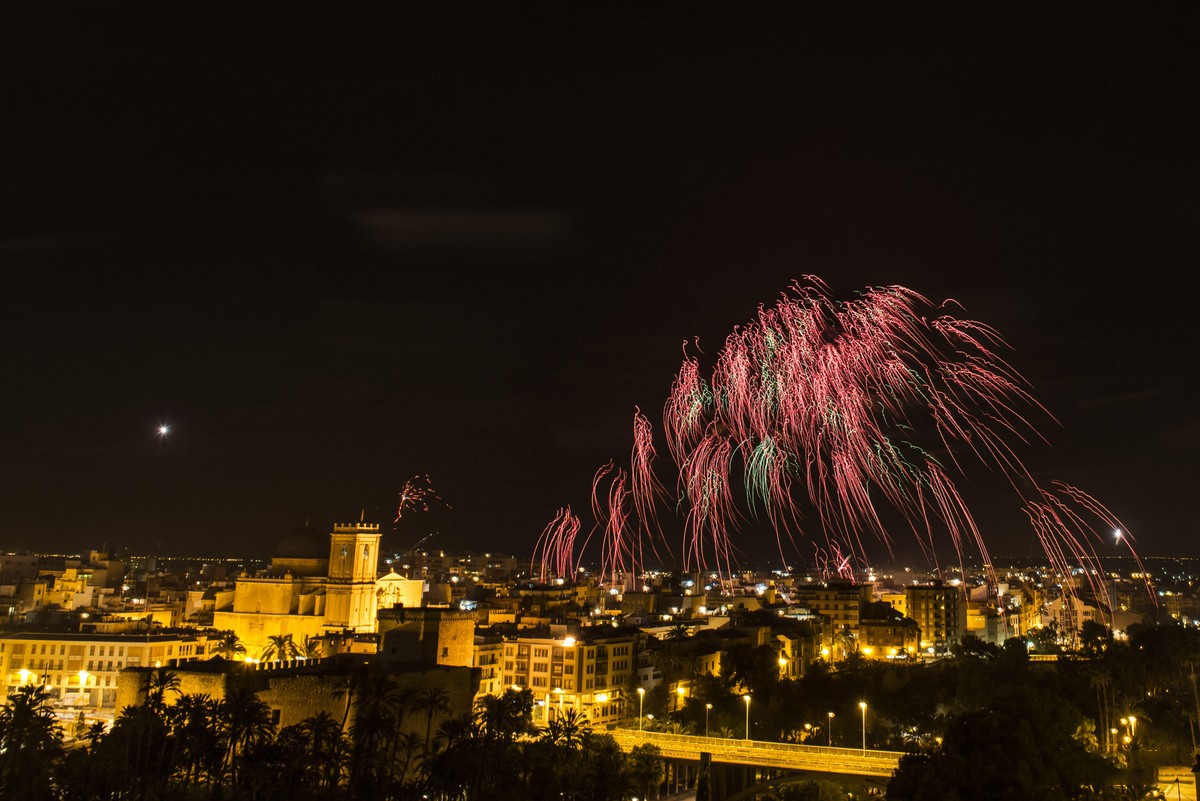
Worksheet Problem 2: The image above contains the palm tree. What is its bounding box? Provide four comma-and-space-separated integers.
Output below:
145, 667, 181, 711
84, 721, 106, 750
0, 684, 63, 799
412, 685, 452, 755
394, 730, 424, 782
542, 707, 591, 749
348, 676, 410, 786
300, 635, 323, 660
261, 633, 300, 663
1090, 668, 1115, 753
297, 710, 346, 789
433, 712, 478, 753
329, 668, 369, 733
214, 631, 247, 661
171, 693, 223, 787
474, 687, 535, 742
221, 687, 276, 787
627, 742, 665, 801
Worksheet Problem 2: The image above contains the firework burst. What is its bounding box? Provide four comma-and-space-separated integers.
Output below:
394, 475, 450, 521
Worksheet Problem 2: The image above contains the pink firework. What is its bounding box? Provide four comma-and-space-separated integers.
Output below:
584, 461, 642, 589
531, 506, 582, 583
631, 407, 672, 562
394, 475, 450, 521
655, 277, 1143, 609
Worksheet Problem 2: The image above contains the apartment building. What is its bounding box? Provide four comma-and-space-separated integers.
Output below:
0, 631, 215, 716
502, 626, 639, 727
906, 581, 967, 654
791, 582, 873, 636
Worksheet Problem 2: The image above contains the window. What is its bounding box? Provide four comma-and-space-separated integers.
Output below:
532, 677, 547, 688
533, 648, 548, 659
533, 662, 548, 674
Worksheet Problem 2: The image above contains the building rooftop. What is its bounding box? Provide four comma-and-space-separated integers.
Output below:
273, 525, 328, 560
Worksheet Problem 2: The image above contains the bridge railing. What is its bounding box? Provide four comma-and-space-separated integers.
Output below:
611, 727, 906, 763
609, 728, 903, 777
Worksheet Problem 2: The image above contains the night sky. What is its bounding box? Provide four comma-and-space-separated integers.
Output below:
2, 7, 1197, 564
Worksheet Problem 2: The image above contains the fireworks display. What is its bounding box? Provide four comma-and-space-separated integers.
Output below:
394, 474, 450, 521
532, 277, 1144, 610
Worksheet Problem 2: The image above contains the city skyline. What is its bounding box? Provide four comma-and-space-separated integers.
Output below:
2, 8, 1197, 565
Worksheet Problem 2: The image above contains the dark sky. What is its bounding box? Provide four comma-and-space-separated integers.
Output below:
2, 6, 1197, 565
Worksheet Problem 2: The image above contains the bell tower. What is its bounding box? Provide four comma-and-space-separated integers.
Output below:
325, 520, 381, 631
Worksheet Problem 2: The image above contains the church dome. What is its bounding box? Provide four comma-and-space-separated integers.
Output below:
274, 525, 328, 560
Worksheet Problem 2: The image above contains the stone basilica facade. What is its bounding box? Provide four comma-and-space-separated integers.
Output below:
213, 520, 424, 659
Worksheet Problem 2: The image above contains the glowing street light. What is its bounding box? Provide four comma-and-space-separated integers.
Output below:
859, 702, 868, 754
705, 703, 713, 738
675, 684, 686, 712
18, 668, 31, 685
744, 695, 752, 741
637, 687, 646, 730
827, 711, 835, 747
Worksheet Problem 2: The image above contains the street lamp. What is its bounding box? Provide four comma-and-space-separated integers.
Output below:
18, 668, 31, 685
827, 712, 835, 747
859, 702, 868, 754
637, 687, 645, 730
705, 703, 713, 738
77, 669, 89, 705
675, 684, 686, 712
744, 695, 752, 741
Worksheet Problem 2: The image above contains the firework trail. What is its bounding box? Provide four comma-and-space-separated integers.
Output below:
812, 542, 855, 582
394, 475, 450, 521
631, 407, 673, 562
531, 506, 582, 583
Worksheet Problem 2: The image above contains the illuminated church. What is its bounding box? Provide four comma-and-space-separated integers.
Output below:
213, 520, 424, 659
